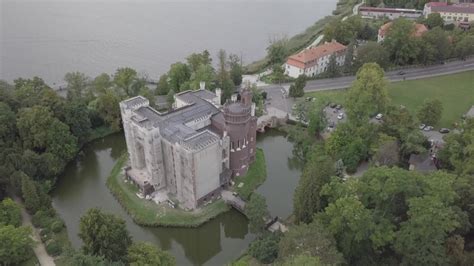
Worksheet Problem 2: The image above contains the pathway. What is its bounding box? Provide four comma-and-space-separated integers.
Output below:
12, 195, 56, 266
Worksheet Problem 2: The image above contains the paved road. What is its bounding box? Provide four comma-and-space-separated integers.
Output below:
301, 58, 474, 92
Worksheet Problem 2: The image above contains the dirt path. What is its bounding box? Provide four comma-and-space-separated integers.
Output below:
12, 195, 56, 266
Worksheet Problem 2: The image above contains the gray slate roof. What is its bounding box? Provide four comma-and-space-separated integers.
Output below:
124, 91, 221, 151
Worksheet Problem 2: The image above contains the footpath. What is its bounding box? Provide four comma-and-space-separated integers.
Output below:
12, 195, 56, 266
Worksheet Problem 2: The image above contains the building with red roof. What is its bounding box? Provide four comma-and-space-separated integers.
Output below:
285, 40, 347, 78
424, 2, 474, 23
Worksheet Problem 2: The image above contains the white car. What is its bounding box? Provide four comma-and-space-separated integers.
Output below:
375, 113, 383, 120
337, 113, 344, 120
419, 124, 426, 130
423, 126, 434, 131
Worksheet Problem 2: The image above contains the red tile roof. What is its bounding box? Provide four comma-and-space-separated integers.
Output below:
425, 2, 448, 8
286, 40, 347, 69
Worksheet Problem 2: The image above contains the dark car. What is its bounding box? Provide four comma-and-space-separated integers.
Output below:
439, 128, 450, 134
329, 103, 337, 108
335, 104, 342, 110
397, 70, 405, 75
328, 122, 335, 128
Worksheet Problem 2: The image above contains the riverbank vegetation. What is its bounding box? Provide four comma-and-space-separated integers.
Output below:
240, 63, 474, 265
245, 0, 360, 73
306, 70, 474, 128
233, 149, 266, 200
106, 154, 231, 227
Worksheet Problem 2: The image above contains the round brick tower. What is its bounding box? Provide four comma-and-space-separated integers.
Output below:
223, 88, 257, 177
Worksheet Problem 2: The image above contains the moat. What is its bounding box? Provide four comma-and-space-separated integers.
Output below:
52, 129, 302, 265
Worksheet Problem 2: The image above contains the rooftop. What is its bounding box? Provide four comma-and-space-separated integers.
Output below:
379, 22, 428, 38
123, 90, 221, 151
432, 3, 474, 14
286, 40, 347, 69
359, 6, 422, 13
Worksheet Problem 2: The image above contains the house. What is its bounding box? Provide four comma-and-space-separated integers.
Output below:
285, 40, 347, 78
424, 2, 474, 23
120, 85, 257, 210
377, 21, 428, 43
359, 6, 423, 20
409, 153, 438, 172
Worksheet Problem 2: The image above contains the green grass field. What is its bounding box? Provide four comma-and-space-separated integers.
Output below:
233, 149, 267, 200
306, 71, 474, 128
107, 154, 230, 227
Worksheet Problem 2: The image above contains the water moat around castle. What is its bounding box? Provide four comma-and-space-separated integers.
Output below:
52, 129, 302, 265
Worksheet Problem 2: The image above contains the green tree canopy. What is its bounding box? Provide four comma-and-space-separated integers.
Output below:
245, 193, 269, 234
424, 13, 444, 29
383, 19, 421, 65
346, 63, 389, 123
127, 242, 175, 266
354, 42, 390, 70
79, 208, 132, 262
0, 198, 21, 227
0, 225, 34, 265
417, 98, 443, 126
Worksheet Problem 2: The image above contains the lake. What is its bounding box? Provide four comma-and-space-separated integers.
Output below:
52, 130, 303, 265
1, 0, 337, 85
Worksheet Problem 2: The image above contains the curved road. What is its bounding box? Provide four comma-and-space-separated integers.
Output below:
302, 58, 474, 92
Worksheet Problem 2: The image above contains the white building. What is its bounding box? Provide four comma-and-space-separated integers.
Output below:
285, 40, 347, 78
424, 2, 474, 23
359, 6, 423, 20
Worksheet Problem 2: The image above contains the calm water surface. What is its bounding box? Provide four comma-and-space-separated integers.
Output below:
1, 0, 337, 84
52, 130, 303, 265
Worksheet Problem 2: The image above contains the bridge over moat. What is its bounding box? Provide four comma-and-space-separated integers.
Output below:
221, 190, 288, 233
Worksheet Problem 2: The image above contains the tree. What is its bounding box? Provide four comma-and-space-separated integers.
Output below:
293, 148, 335, 224
419, 27, 451, 64
229, 54, 243, 86
394, 196, 459, 266
282, 254, 321, 266
113, 67, 141, 96
94, 89, 122, 130
343, 42, 354, 73
267, 37, 288, 66
248, 233, 280, 264
0, 198, 21, 227
272, 64, 285, 84
307, 101, 327, 136
0, 102, 17, 147
60, 249, 110, 266
455, 35, 474, 59
79, 208, 132, 262
190, 64, 215, 90
325, 54, 340, 78
346, 63, 389, 123
417, 98, 443, 126
383, 19, 421, 65
372, 135, 400, 167
186, 50, 211, 73
0, 225, 34, 265
323, 16, 363, 45
216, 49, 234, 103
166, 89, 175, 107
279, 220, 344, 265
245, 193, 269, 234
21, 174, 41, 213
156, 74, 170, 95
289, 75, 305, 98
424, 13, 444, 29
64, 101, 92, 145
127, 242, 175, 266
354, 42, 390, 70
92, 73, 112, 95
65, 72, 90, 101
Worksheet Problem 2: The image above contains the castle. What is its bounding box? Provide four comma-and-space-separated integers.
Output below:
120, 85, 257, 210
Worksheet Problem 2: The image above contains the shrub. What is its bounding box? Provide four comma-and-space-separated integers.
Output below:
32, 210, 51, 228
46, 240, 62, 256
50, 219, 64, 233
248, 233, 280, 264
40, 228, 52, 242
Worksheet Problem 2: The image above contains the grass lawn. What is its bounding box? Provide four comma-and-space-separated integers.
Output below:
106, 154, 230, 227
233, 149, 267, 200
306, 71, 474, 128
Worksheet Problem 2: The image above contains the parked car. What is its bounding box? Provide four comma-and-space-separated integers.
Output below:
328, 121, 335, 128
375, 113, 383, 120
439, 128, 450, 134
337, 113, 344, 120
329, 103, 337, 108
398, 70, 406, 75
335, 104, 342, 110
419, 124, 426, 130
423, 126, 434, 131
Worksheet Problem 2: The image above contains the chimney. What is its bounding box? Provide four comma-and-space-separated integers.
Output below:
215, 88, 222, 106
199, 81, 205, 90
